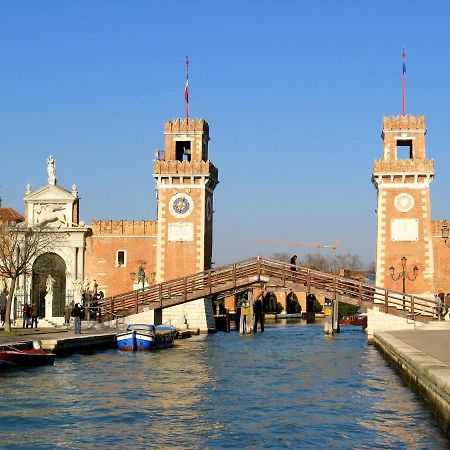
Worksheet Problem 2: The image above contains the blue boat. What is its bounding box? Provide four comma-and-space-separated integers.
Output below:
116, 324, 178, 351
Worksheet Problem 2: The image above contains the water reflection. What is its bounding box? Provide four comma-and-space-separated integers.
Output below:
0, 324, 447, 449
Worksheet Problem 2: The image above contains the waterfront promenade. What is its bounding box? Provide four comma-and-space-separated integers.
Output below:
0, 328, 117, 353
374, 329, 450, 433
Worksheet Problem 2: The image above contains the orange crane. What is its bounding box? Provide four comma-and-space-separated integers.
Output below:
255, 239, 341, 251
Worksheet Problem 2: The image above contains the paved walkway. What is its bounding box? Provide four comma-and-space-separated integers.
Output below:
0, 328, 115, 345
374, 329, 450, 433
389, 329, 450, 366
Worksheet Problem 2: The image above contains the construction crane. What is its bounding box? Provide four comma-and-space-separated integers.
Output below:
255, 239, 341, 251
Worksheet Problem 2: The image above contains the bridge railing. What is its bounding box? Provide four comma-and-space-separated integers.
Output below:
96, 256, 437, 321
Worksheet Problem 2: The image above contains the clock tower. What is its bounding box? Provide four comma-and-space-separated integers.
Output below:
372, 115, 435, 296
153, 118, 218, 329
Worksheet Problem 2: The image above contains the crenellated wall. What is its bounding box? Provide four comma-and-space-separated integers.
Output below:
90, 220, 157, 235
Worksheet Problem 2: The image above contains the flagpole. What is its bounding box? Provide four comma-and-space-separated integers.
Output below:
402, 48, 406, 115
185, 56, 189, 122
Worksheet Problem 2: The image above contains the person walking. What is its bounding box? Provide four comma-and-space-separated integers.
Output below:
22, 303, 31, 329
434, 293, 443, 319
290, 255, 297, 281
290, 255, 297, 271
64, 304, 71, 327
0, 306, 5, 327
71, 303, 84, 334
31, 302, 39, 328
253, 296, 265, 333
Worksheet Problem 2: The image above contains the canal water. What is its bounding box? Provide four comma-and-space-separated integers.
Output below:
0, 322, 448, 449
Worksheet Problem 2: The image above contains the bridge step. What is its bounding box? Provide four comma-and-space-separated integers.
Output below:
420, 321, 450, 330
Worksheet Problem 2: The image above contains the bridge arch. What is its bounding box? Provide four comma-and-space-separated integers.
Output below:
286, 291, 301, 314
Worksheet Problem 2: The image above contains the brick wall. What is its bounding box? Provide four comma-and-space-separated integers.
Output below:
85, 220, 157, 296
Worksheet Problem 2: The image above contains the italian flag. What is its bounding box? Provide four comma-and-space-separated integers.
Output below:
184, 70, 189, 102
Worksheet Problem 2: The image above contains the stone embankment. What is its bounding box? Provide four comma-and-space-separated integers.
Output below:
0, 327, 194, 354
374, 329, 450, 434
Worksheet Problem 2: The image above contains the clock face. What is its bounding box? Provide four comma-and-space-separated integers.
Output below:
394, 193, 414, 213
169, 194, 193, 218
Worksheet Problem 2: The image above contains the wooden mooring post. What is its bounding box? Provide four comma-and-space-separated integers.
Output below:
324, 298, 340, 335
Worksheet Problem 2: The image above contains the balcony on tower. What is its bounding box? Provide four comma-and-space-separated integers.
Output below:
372, 114, 434, 187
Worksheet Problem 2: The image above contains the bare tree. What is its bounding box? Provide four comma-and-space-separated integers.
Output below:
0, 223, 57, 332
270, 252, 291, 263
301, 253, 332, 272
331, 253, 364, 272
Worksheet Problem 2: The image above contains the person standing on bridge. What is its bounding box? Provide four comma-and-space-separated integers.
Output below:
290, 255, 297, 280
253, 295, 265, 333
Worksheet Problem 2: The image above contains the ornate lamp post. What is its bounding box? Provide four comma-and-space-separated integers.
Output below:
389, 256, 419, 309
441, 224, 450, 247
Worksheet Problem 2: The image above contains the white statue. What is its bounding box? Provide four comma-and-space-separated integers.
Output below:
73, 279, 83, 297
88, 279, 98, 296
46, 274, 55, 297
35, 204, 68, 228
26, 183, 32, 194
83, 279, 90, 293
47, 155, 56, 185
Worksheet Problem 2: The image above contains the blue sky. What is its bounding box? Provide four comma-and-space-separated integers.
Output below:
1, 1, 450, 266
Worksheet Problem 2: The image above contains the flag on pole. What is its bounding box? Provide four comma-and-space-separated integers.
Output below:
402, 48, 406, 74
185, 57, 189, 102
402, 48, 406, 115
185, 56, 189, 120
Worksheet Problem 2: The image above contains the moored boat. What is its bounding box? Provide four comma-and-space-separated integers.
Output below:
0, 346, 56, 369
116, 324, 178, 352
339, 314, 367, 327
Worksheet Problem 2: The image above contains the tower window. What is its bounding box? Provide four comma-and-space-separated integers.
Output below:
176, 141, 191, 162
116, 250, 126, 267
396, 139, 413, 159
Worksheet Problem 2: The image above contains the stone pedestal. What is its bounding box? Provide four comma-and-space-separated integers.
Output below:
45, 293, 53, 319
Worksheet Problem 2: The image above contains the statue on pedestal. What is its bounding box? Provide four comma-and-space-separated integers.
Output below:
73, 279, 84, 302
47, 155, 56, 185
45, 274, 55, 318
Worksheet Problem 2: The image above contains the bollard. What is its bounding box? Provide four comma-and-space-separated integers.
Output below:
332, 298, 340, 333
324, 298, 333, 334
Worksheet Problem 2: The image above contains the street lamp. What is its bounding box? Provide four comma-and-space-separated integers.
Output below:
389, 256, 419, 309
441, 224, 450, 247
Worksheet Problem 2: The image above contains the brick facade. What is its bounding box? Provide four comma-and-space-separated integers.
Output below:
85, 118, 218, 330
85, 220, 157, 297
373, 115, 450, 297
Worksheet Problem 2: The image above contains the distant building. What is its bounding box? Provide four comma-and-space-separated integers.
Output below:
0, 207, 24, 225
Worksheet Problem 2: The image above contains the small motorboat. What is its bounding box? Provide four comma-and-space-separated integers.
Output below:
116, 324, 178, 352
0, 343, 55, 369
339, 314, 368, 327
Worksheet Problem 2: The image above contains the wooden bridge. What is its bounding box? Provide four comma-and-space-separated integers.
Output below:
97, 257, 438, 323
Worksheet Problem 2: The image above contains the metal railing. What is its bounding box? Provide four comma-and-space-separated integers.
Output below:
97, 256, 437, 322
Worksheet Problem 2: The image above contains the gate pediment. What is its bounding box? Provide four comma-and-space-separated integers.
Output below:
24, 184, 78, 228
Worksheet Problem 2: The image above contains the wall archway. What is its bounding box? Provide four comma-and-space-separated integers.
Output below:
32, 253, 66, 318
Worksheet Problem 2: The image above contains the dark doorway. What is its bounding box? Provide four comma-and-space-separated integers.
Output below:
32, 253, 66, 317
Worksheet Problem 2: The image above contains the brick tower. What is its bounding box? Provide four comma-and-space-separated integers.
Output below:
153, 118, 218, 329
372, 115, 435, 296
